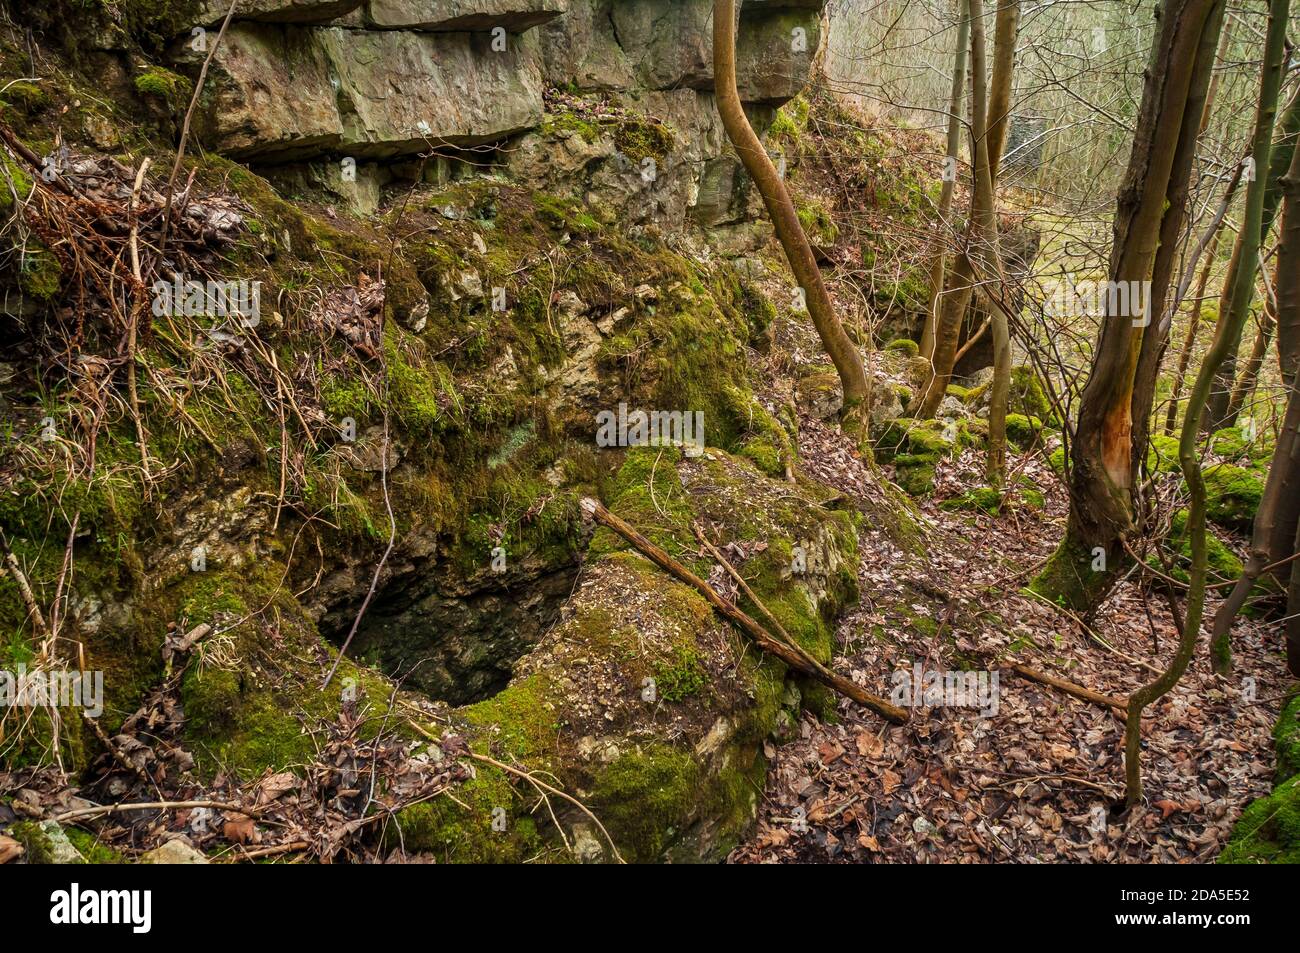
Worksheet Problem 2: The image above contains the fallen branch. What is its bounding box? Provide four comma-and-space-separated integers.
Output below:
583, 498, 908, 723
1008, 662, 1128, 713
53, 799, 261, 824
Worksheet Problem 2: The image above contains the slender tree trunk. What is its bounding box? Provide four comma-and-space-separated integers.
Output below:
966, 0, 1013, 484
1127, 0, 1229, 477
1126, 3, 1288, 802
1289, 518, 1300, 677
1160, 20, 1239, 438
1211, 130, 1298, 664
1225, 306, 1275, 423
1203, 74, 1297, 431
1266, 104, 1300, 609
712, 0, 871, 430
984, 0, 1022, 185
1164, 201, 1236, 436
915, 0, 1019, 421
921, 0, 970, 365
1032, 0, 1225, 613
1195, 0, 1291, 672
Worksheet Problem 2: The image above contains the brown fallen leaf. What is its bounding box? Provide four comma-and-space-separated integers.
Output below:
223, 814, 258, 845
0, 835, 23, 864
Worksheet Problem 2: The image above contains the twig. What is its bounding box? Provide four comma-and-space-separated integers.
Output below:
583, 497, 908, 723
158, 0, 238, 257
53, 799, 261, 823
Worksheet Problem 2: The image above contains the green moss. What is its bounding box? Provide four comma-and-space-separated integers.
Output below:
0, 152, 34, 211
1004, 413, 1043, 449
1144, 434, 1181, 475
1203, 463, 1264, 532
941, 486, 1003, 515
462, 673, 560, 761
133, 65, 192, 112
1010, 365, 1051, 421
613, 118, 675, 165
653, 643, 708, 702
1154, 509, 1243, 586
0, 81, 50, 115
591, 745, 699, 863
64, 827, 124, 864
8, 820, 56, 864
796, 197, 838, 245
384, 770, 543, 863
885, 338, 920, 357
1211, 426, 1272, 465
1028, 533, 1115, 613
1219, 774, 1300, 864
18, 245, 62, 299
1275, 692, 1300, 784
1048, 445, 1067, 477
589, 445, 695, 558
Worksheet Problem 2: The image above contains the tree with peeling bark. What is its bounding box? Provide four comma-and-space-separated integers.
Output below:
1030, 0, 1225, 614
712, 0, 871, 436
1124, 0, 1290, 809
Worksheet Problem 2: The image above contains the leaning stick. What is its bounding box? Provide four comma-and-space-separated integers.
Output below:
582, 498, 908, 723
1008, 663, 1127, 713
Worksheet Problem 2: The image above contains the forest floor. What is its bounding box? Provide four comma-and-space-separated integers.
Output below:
729, 414, 1289, 864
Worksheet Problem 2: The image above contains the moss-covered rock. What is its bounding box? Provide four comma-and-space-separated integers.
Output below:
410, 447, 863, 862
1153, 509, 1243, 587
874, 418, 956, 496
1203, 463, 1264, 532
1276, 691, 1300, 785
1144, 434, 1181, 475
1009, 365, 1051, 421
1220, 774, 1300, 864
1004, 413, 1043, 449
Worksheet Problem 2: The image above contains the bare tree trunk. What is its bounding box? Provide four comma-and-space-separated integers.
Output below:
1195, 0, 1290, 673
1032, 0, 1225, 613
1127, 0, 1230, 479
915, 0, 1018, 423
966, 0, 1012, 484
1125, 1, 1289, 807
984, 0, 1022, 185
712, 0, 871, 431
1210, 132, 1298, 665
920, 0, 970, 365
1203, 81, 1298, 431
1264, 97, 1300, 616
1225, 306, 1275, 423
1164, 212, 1233, 436
1160, 20, 1240, 438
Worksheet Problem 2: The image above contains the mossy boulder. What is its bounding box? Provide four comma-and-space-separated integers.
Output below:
1153, 509, 1243, 587
1211, 425, 1273, 465
396, 446, 865, 863
1203, 463, 1264, 532
1276, 692, 1300, 785
1144, 434, 1181, 475
1004, 413, 1043, 449
1219, 774, 1300, 864
1010, 365, 1052, 421
874, 418, 957, 497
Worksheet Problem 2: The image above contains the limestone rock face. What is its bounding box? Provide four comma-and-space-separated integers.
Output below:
362, 0, 568, 31
192, 0, 364, 27
541, 0, 821, 104
183, 24, 544, 160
